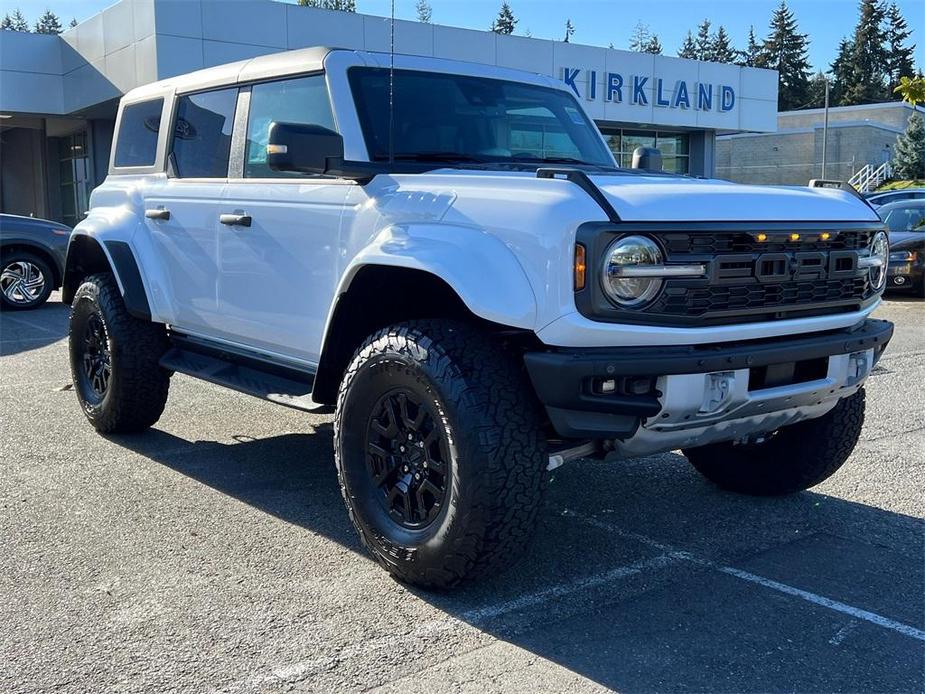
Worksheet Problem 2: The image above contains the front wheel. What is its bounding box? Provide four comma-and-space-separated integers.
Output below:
683, 389, 865, 496
334, 320, 547, 589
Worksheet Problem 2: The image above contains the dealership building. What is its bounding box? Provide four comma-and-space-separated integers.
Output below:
0, 0, 778, 226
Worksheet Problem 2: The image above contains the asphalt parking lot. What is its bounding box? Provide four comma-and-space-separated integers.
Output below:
1, 295, 923, 693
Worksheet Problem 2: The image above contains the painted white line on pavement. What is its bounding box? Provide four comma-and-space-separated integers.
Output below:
1, 313, 60, 334
567, 511, 925, 643
235, 553, 683, 691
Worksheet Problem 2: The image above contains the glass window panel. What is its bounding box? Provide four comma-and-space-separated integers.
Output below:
171, 88, 238, 178
114, 98, 163, 167
245, 75, 335, 178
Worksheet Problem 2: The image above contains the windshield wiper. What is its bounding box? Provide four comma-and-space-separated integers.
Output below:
509, 156, 592, 165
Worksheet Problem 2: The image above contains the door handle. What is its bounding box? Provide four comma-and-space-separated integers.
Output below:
145, 208, 170, 220
219, 213, 252, 227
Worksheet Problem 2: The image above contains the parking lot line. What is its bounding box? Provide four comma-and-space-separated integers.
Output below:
239, 553, 684, 691
0, 313, 61, 334
569, 511, 925, 642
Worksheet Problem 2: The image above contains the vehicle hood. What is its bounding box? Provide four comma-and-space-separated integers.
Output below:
888, 231, 925, 249
586, 173, 881, 223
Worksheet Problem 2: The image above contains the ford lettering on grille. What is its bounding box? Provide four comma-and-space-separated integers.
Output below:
711, 250, 860, 284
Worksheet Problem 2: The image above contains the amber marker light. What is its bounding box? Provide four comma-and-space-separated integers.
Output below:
820, 232, 832, 241
756, 233, 768, 242
789, 233, 801, 242
574, 244, 587, 290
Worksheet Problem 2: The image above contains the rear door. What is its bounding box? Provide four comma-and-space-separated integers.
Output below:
218, 74, 351, 364
142, 87, 239, 337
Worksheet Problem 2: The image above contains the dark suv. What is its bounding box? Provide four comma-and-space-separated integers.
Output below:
0, 213, 70, 310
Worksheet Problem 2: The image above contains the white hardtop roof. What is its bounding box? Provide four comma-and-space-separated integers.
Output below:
122, 46, 566, 103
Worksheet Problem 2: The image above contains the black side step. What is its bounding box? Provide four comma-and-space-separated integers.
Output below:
160, 347, 331, 413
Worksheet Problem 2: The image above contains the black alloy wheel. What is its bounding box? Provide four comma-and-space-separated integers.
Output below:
366, 389, 450, 530
78, 311, 112, 402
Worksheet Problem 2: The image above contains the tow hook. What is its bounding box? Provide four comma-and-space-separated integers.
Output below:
547, 440, 600, 471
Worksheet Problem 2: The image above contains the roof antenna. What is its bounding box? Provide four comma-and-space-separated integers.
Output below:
388, 0, 395, 166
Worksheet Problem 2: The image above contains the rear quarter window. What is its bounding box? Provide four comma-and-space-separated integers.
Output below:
114, 98, 164, 168
171, 88, 238, 178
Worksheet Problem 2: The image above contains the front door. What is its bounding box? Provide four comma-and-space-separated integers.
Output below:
216, 74, 350, 364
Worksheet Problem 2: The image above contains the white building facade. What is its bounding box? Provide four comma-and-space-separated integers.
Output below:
0, 0, 778, 224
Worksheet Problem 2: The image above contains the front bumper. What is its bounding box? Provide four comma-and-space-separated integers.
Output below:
524, 319, 893, 445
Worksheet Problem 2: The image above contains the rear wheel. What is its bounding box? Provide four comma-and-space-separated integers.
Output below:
0, 251, 53, 310
69, 273, 171, 433
334, 320, 547, 588
683, 390, 865, 496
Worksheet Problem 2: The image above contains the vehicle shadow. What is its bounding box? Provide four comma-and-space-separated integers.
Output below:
0, 296, 70, 356
110, 424, 925, 693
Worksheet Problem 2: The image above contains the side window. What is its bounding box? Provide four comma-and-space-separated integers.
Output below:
171, 88, 238, 178
245, 75, 335, 178
114, 98, 164, 168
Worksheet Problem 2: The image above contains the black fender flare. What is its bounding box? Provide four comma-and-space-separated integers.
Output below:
63, 235, 151, 320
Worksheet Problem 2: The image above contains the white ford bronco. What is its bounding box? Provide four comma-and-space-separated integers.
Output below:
64, 47, 893, 588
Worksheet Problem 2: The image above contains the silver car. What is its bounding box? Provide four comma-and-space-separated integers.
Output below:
0, 213, 70, 310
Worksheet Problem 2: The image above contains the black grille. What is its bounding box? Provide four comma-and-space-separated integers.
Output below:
660, 229, 874, 255
652, 277, 871, 318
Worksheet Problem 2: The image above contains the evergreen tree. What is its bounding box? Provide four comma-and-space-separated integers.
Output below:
694, 19, 713, 61
5, 8, 29, 31
762, 1, 812, 111
892, 112, 925, 179
297, 0, 356, 10
628, 21, 652, 53
563, 18, 574, 43
491, 2, 516, 35
642, 34, 662, 55
415, 0, 432, 23
33, 9, 63, 34
678, 30, 697, 59
739, 25, 765, 66
711, 25, 737, 63
830, 36, 855, 105
68, 17, 78, 28
884, 2, 915, 100
806, 71, 830, 108
842, 0, 889, 104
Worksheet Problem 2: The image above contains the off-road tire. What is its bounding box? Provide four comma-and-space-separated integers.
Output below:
69, 273, 170, 433
0, 250, 54, 310
334, 320, 547, 589
683, 389, 865, 496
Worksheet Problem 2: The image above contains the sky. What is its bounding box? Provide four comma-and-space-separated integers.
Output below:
2, 0, 923, 73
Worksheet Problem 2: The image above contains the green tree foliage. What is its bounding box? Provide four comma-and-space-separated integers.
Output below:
491, 2, 516, 35
884, 2, 915, 99
694, 19, 713, 61
841, 0, 889, 105
739, 25, 764, 67
33, 8, 63, 34
894, 75, 925, 105
806, 71, 830, 108
415, 0, 432, 23
297, 0, 356, 10
563, 18, 574, 43
892, 112, 925, 180
829, 36, 855, 105
761, 1, 812, 111
678, 30, 697, 59
628, 22, 662, 54
711, 25, 737, 63
68, 17, 78, 28
1, 8, 29, 31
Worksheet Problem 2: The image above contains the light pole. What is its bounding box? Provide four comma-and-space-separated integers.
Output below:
821, 77, 830, 179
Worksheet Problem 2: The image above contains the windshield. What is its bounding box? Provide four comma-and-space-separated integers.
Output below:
348, 68, 614, 167
883, 206, 925, 233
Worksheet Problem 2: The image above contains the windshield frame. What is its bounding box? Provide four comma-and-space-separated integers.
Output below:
346, 66, 616, 170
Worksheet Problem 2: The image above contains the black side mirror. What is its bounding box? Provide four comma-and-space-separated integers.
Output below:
267, 122, 344, 175
631, 146, 663, 172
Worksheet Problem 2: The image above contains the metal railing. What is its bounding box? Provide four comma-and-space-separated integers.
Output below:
848, 162, 892, 193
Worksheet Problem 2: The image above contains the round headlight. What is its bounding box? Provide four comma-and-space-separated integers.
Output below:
869, 231, 889, 291
601, 235, 664, 307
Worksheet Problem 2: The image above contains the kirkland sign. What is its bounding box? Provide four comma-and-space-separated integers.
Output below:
561, 67, 736, 112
